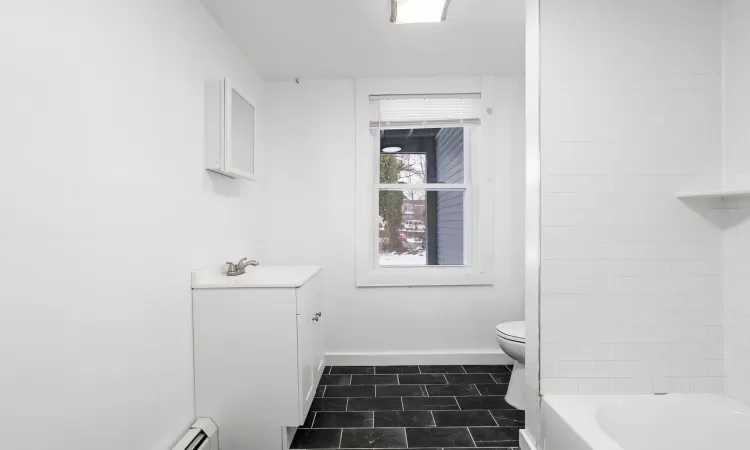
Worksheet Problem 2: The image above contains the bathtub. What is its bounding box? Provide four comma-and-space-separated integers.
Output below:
541, 394, 749, 450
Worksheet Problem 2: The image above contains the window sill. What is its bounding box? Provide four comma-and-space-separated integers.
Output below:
355, 266, 493, 287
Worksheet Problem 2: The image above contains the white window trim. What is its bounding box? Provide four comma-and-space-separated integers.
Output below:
355, 77, 496, 287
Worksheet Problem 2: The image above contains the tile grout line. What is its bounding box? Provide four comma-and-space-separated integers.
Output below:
403, 426, 408, 448
429, 410, 436, 428
467, 426, 478, 448
338, 424, 343, 449
489, 409, 500, 427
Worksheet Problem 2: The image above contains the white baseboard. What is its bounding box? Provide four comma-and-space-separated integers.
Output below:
520, 429, 538, 450
325, 350, 513, 366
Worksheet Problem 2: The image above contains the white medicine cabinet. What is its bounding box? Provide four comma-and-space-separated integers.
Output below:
205, 77, 256, 180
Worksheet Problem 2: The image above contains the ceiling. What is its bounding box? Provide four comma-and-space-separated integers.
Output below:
201, 0, 525, 79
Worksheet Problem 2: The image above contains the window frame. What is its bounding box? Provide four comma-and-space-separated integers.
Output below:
355, 77, 496, 287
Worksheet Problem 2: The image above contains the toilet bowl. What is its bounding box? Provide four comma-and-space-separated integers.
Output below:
495, 321, 526, 410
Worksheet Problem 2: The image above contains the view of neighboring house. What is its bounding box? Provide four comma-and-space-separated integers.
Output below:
402, 199, 426, 223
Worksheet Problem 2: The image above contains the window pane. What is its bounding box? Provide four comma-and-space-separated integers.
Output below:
380, 153, 426, 184
378, 189, 465, 267
378, 128, 465, 184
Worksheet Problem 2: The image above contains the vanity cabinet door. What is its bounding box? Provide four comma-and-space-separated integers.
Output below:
311, 296, 325, 383
297, 296, 321, 423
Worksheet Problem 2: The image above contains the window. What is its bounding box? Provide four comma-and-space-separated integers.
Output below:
355, 78, 496, 287
377, 127, 474, 267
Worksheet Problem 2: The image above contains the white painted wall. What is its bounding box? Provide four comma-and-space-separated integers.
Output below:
722, 0, 750, 405
0, 1, 265, 449
260, 77, 525, 363
539, 0, 725, 394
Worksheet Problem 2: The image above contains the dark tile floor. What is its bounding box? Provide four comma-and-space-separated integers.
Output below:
290, 365, 523, 449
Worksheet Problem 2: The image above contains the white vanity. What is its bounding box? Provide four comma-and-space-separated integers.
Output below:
191, 265, 325, 450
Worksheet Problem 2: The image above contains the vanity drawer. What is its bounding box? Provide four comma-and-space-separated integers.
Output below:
296, 271, 322, 313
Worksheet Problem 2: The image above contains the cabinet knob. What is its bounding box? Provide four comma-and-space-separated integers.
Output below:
312, 316, 319, 322
316, 312, 322, 318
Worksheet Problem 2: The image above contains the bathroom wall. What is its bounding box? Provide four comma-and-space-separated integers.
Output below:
260, 77, 525, 364
539, 0, 725, 394
722, 0, 750, 405
0, 1, 265, 449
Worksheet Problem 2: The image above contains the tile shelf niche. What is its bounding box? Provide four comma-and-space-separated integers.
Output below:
676, 189, 750, 200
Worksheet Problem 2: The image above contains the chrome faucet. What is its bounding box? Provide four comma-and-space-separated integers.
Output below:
226, 257, 259, 276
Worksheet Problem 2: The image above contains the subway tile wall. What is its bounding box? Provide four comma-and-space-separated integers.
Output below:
539, 0, 725, 394
722, 0, 750, 405
723, 205, 750, 402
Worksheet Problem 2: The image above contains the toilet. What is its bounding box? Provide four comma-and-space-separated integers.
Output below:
495, 321, 526, 410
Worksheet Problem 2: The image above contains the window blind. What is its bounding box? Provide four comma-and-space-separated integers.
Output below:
370, 93, 482, 129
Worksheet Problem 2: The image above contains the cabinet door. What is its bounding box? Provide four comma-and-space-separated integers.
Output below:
311, 294, 325, 383
223, 78, 256, 180
297, 299, 318, 423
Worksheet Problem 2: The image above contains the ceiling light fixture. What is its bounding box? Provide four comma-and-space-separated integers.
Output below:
390, 0, 450, 24
382, 147, 403, 153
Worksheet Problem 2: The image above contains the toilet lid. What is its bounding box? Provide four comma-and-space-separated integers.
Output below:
496, 321, 525, 343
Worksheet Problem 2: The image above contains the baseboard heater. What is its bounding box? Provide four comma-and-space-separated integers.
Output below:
172, 418, 218, 450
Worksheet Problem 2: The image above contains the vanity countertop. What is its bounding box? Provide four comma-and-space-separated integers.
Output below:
192, 264, 322, 289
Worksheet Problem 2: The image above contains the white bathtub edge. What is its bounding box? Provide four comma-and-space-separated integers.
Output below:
541, 393, 750, 450
520, 429, 538, 450
543, 395, 621, 450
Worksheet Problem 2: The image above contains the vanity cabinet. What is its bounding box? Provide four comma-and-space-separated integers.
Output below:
191, 265, 324, 450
